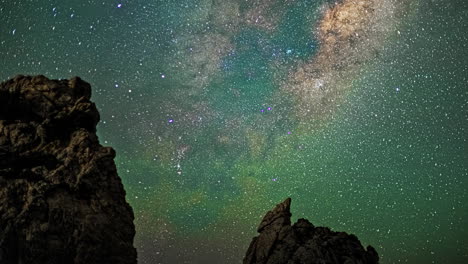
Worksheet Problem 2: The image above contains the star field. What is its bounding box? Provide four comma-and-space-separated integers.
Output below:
1, 0, 468, 263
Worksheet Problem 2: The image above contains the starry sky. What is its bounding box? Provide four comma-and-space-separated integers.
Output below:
1, 0, 468, 263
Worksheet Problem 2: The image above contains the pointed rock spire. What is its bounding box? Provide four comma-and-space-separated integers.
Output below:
244, 198, 379, 264
257, 197, 292, 232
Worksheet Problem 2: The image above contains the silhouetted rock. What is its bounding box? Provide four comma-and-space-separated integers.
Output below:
0, 75, 137, 264
244, 198, 379, 264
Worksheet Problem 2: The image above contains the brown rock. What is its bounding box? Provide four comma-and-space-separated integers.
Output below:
0, 75, 137, 264
244, 198, 379, 264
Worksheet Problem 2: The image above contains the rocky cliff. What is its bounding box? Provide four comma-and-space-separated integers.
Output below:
244, 198, 379, 264
0, 75, 137, 264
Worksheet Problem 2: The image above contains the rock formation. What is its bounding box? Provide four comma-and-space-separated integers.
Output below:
244, 198, 379, 264
0, 75, 137, 264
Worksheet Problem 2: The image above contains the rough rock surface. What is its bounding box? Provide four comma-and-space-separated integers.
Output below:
0, 75, 137, 264
244, 198, 379, 264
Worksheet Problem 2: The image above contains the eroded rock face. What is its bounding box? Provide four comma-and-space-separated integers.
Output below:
0, 75, 137, 264
244, 198, 379, 264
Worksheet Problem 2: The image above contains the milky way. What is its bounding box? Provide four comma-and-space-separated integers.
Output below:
286, 0, 404, 122
1, 0, 467, 263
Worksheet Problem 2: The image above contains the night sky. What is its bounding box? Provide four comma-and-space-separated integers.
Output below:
1, 0, 468, 263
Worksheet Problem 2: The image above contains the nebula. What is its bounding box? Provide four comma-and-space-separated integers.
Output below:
285, 0, 401, 121
168, 33, 234, 94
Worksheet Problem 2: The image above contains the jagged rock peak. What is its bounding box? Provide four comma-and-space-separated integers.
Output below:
258, 198, 292, 232
0, 75, 137, 264
244, 198, 379, 264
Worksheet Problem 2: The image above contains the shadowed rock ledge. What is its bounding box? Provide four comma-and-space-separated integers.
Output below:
0, 75, 137, 264
244, 198, 379, 264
